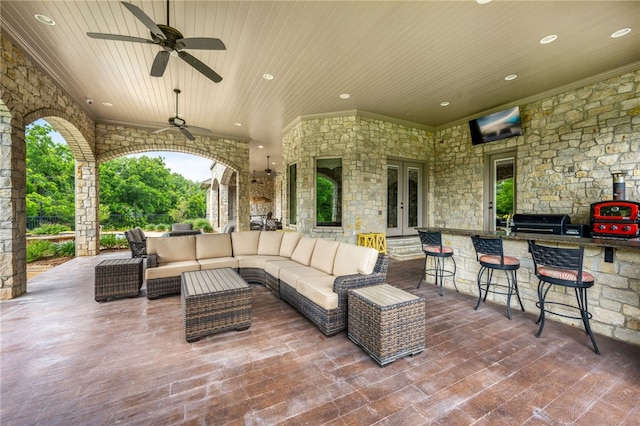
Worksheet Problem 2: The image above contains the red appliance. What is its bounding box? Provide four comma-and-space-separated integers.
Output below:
590, 201, 640, 239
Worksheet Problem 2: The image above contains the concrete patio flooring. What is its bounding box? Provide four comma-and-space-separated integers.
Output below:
1, 252, 639, 425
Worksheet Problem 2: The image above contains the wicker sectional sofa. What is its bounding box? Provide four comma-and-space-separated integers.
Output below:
145, 231, 389, 335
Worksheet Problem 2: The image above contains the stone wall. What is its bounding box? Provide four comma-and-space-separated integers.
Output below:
439, 233, 640, 346
433, 70, 640, 229
282, 112, 433, 242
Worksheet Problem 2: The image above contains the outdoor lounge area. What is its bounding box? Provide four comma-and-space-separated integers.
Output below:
1, 252, 639, 424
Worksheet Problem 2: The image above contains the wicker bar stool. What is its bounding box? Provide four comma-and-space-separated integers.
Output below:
470, 235, 524, 319
528, 241, 599, 354
417, 230, 458, 296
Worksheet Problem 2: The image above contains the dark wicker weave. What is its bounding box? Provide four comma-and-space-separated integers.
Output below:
348, 284, 425, 366
124, 228, 147, 258
279, 253, 389, 336
145, 254, 182, 299
238, 267, 267, 286
181, 268, 252, 343
265, 273, 279, 295
94, 258, 143, 302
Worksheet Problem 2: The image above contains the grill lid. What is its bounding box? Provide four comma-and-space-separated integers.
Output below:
512, 214, 571, 234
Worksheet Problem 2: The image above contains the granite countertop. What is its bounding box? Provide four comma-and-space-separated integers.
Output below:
416, 227, 640, 250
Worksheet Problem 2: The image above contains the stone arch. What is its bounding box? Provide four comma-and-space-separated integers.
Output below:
96, 123, 250, 231
24, 109, 95, 162
23, 110, 100, 257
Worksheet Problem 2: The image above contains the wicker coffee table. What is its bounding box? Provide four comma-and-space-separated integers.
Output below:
348, 284, 425, 366
181, 268, 252, 343
94, 258, 143, 302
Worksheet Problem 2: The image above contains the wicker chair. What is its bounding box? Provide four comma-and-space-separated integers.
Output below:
528, 240, 599, 354
470, 235, 524, 319
124, 227, 147, 258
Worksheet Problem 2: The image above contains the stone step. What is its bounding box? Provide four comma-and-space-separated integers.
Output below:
386, 236, 424, 261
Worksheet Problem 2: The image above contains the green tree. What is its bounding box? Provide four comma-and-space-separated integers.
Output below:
496, 178, 514, 217
26, 124, 208, 228
25, 123, 75, 219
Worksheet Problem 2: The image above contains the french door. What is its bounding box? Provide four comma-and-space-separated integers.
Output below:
387, 160, 422, 236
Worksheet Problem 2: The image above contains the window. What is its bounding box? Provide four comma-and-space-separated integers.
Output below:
288, 163, 297, 225
316, 158, 342, 227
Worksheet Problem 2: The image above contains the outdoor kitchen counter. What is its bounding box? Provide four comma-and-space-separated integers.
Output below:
416, 227, 640, 250
415, 227, 640, 347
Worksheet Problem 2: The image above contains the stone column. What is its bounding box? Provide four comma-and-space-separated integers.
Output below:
0, 113, 27, 299
75, 160, 99, 256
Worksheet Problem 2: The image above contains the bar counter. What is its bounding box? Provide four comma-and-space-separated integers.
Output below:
415, 227, 640, 348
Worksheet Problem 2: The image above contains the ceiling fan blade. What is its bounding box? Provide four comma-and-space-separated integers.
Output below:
150, 51, 170, 77
86, 32, 155, 44
179, 127, 196, 141
153, 126, 172, 134
178, 51, 223, 83
184, 125, 212, 133
120, 1, 165, 40
179, 37, 226, 50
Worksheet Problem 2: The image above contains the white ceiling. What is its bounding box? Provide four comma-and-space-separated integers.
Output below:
2, 1, 639, 173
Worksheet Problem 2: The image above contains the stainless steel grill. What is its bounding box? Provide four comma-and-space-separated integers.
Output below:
512, 214, 570, 235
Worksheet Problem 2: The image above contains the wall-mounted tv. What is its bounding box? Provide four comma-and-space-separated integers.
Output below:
469, 106, 522, 145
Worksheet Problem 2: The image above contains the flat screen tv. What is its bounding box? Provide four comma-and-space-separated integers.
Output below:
469, 106, 522, 145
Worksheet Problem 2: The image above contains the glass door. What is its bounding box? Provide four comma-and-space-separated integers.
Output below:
484, 152, 515, 231
387, 160, 422, 236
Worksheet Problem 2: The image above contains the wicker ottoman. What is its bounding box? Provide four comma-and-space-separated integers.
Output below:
348, 284, 425, 366
94, 258, 143, 302
181, 268, 252, 343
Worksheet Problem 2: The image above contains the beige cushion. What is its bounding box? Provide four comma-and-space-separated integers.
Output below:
333, 243, 379, 276
145, 260, 200, 280
310, 239, 340, 275
195, 233, 232, 259
236, 255, 286, 269
297, 276, 339, 310
279, 266, 329, 290
279, 231, 304, 257
264, 259, 302, 278
198, 257, 238, 270
257, 232, 284, 256
147, 235, 196, 264
231, 231, 261, 256
290, 237, 317, 266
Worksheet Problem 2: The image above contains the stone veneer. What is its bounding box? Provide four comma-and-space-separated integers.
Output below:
282, 112, 433, 242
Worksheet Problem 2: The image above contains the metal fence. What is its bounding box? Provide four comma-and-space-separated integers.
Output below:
27, 213, 174, 231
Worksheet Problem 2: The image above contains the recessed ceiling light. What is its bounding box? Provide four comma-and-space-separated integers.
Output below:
262, 73, 274, 80
540, 34, 558, 45
34, 14, 55, 25
476, 0, 492, 4
611, 28, 631, 38
234, 122, 242, 127
101, 102, 113, 107
504, 74, 518, 81
258, 145, 264, 149
440, 101, 450, 107
339, 93, 350, 99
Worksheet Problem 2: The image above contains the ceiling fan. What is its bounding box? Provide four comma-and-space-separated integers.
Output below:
153, 89, 209, 141
250, 170, 264, 185
264, 155, 281, 177
87, 1, 226, 83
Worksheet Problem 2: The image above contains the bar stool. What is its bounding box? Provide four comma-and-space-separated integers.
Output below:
470, 235, 524, 319
417, 230, 458, 296
528, 241, 599, 354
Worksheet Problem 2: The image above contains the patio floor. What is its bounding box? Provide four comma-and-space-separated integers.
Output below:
1, 251, 639, 425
